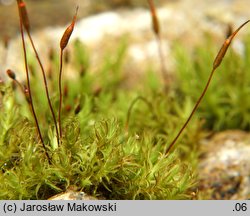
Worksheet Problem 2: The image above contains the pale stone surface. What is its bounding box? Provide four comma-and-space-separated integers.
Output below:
198, 130, 250, 199
48, 189, 98, 200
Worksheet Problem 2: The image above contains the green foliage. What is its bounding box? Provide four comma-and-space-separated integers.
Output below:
174, 34, 250, 131
0, 85, 19, 147
2, 11, 250, 199
0, 96, 197, 199
0, 36, 201, 199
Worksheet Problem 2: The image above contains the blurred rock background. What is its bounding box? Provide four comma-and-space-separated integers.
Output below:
0, 0, 249, 80
0, 0, 249, 38
0, 0, 165, 37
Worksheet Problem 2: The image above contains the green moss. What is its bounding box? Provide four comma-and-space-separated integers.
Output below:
174, 33, 250, 131
1, 1, 250, 200
0, 91, 197, 199
0, 37, 200, 199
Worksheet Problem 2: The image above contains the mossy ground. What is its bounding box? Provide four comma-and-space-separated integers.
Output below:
0, 11, 250, 199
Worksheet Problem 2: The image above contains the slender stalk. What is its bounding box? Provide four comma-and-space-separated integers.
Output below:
58, 6, 78, 138
16, 0, 50, 162
165, 20, 250, 155
156, 35, 169, 86
6, 69, 24, 92
17, 0, 58, 150
58, 49, 63, 138
125, 96, 154, 132
7, 69, 32, 103
147, 0, 169, 88
165, 67, 216, 154
26, 31, 60, 147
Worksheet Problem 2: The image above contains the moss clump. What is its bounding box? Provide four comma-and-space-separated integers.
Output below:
0, 78, 199, 199
1, 1, 250, 200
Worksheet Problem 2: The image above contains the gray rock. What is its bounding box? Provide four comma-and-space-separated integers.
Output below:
198, 130, 250, 199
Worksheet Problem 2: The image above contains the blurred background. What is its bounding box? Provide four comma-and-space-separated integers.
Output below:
0, 0, 249, 80
0, 0, 249, 47
0, 0, 167, 37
